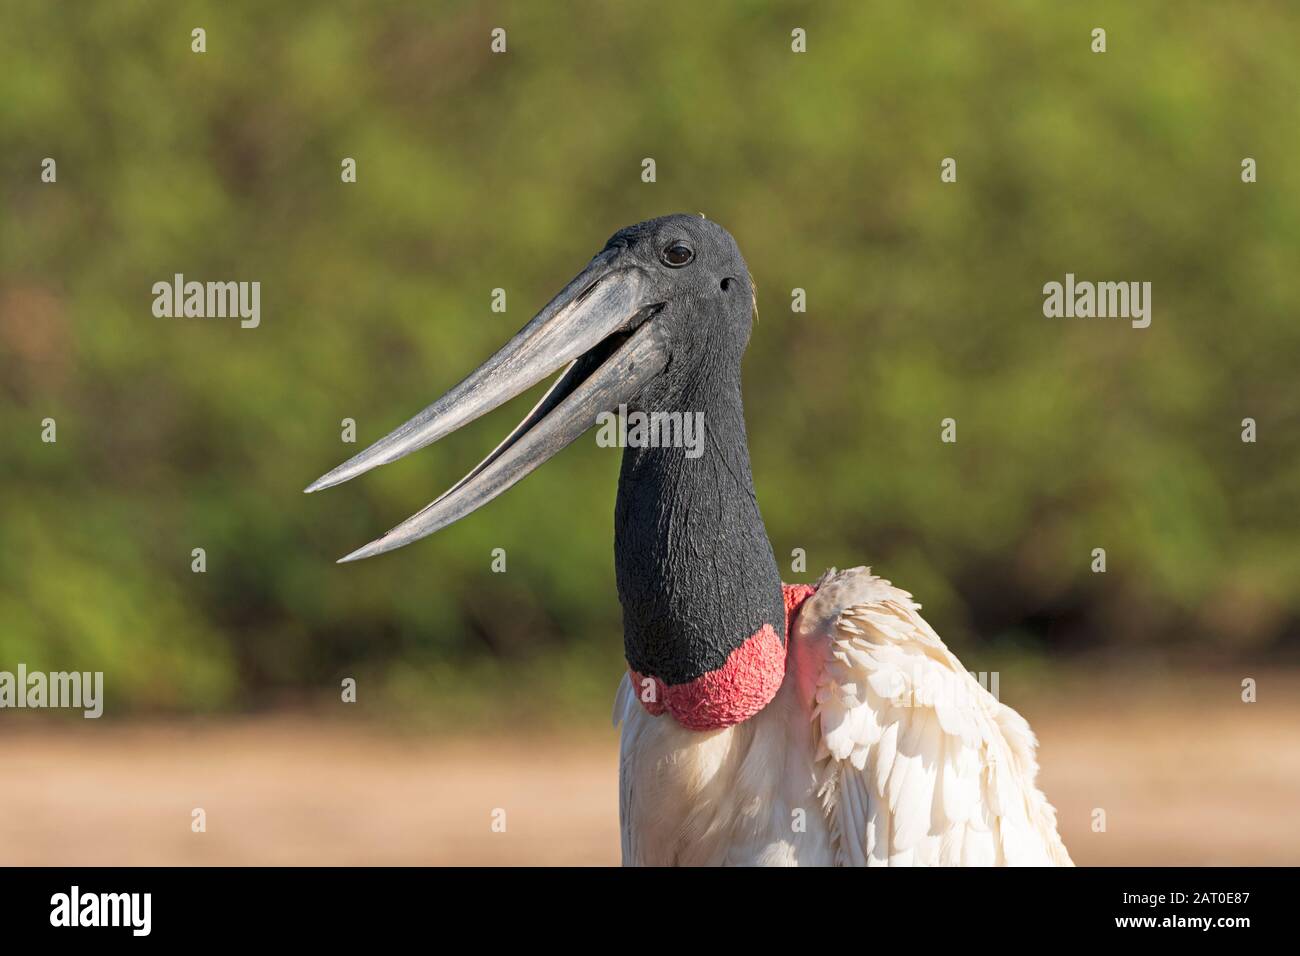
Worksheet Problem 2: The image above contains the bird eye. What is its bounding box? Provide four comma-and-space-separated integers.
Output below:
661, 242, 694, 267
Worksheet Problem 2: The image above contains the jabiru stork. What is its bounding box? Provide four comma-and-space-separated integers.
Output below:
307, 214, 1073, 866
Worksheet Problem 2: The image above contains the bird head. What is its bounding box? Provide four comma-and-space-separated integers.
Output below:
306, 213, 756, 561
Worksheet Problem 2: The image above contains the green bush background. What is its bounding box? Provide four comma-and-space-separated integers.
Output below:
2, 1, 1297, 718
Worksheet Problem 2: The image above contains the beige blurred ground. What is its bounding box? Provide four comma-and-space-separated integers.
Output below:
2, 674, 1297, 866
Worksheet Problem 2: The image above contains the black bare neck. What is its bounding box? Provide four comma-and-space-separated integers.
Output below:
613, 370, 785, 685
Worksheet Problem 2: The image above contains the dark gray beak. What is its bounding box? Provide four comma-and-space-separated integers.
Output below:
306, 250, 668, 562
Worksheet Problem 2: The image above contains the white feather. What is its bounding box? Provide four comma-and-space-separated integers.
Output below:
616, 566, 1072, 866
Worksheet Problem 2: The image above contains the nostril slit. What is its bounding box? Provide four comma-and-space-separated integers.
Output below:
721, 278, 734, 291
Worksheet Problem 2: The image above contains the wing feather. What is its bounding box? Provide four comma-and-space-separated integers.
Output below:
795, 567, 1073, 867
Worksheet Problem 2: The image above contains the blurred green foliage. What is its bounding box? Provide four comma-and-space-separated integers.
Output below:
2, 1, 1297, 716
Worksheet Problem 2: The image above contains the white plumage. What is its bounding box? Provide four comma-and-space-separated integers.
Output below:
615, 566, 1072, 866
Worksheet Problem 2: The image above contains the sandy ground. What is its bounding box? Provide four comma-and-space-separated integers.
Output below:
2, 678, 1297, 866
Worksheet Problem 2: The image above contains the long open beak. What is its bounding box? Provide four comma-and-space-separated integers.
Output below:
306, 251, 668, 562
